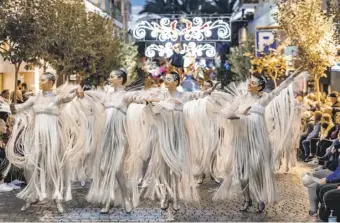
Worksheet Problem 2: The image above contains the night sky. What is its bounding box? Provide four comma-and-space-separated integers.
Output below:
131, 0, 145, 6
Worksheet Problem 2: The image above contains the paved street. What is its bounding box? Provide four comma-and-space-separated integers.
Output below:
0, 167, 314, 222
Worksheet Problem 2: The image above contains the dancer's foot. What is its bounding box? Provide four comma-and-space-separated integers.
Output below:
196, 173, 205, 184
166, 204, 175, 222
172, 203, 180, 211
100, 206, 110, 214
124, 198, 132, 213
257, 202, 265, 213
309, 210, 318, 217
161, 195, 169, 210
56, 201, 64, 214
239, 200, 252, 212
21, 202, 32, 211
80, 181, 86, 187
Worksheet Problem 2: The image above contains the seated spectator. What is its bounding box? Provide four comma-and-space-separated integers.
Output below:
302, 157, 340, 216
318, 183, 340, 222
10, 80, 23, 104
329, 92, 340, 120
0, 89, 11, 123
299, 112, 315, 159
317, 113, 340, 157
302, 111, 322, 161
306, 114, 334, 162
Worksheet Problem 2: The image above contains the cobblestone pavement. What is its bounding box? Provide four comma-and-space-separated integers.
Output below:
0, 166, 315, 222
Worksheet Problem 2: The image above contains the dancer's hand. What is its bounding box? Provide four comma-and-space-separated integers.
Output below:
243, 107, 251, 115
338, 185, 340, 190
170, 99, 182, 105
146, 98, 160, 103
320, 178, 326, 185
76, 87, 85, 98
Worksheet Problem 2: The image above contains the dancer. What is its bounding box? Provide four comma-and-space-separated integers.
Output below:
86, 68, 149, 214
214, 69, 303, 212
131, 71, 215, 217
6, 72, 84, 213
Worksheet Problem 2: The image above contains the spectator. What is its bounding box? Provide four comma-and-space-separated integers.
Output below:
328, 92, 340, 119
10, 80, 23, 104
299, 112, 315, 159
0, 89, 11, 122
302, 111, 322, 161
318, 183, 340, 222
302, 157, 340, 216
318, 113, 340, 157
306, 114, 334, 162
201, 80, 214, 91
20, 83, 33, 102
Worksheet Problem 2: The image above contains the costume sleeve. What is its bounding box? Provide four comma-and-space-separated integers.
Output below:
85, 90, 105, 101
258, 75, 295, 107
123, 91, 146, 104
15, 96, 35, 113
181, 91, 209, 103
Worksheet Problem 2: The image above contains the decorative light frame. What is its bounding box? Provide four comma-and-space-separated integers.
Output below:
145, 42, 217, 58
133, 15, 232, 42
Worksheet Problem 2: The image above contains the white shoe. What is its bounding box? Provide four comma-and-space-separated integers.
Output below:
8, 183, 21, 190
80, 181, 86, 187
11, 179, 25, 185
308, 158, 319, 165
124, 199, 132, 213
0, 183, 14, 192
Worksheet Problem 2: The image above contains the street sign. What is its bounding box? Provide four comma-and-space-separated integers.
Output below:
255, 30, 277, 57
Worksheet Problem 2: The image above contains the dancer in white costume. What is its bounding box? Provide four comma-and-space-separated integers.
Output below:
7, 72, 84, 213
132, 72, 215, 213
183, 89, 232, 185
214, 69, 303, 212
86, 69, 149, 214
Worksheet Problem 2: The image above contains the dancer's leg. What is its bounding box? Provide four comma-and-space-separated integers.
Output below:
239, 179, 252, 211
100, 201, 111, 214
116, 169, 132, 213
116, 146, 132, 213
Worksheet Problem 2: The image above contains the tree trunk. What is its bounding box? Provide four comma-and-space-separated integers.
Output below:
315, 77, 320, 102
13, 63, 21, 104
43, 61, 48, 73
56, 69, 63, 87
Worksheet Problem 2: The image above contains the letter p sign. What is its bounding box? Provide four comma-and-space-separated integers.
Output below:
256, 30, 276, 57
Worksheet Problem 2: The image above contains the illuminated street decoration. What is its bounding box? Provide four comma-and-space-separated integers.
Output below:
145, 42, 216, 58
133, 17, 231, 42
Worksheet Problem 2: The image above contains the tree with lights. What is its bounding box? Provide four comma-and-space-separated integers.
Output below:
275, 0, 338, 100
249, 49, 287, 88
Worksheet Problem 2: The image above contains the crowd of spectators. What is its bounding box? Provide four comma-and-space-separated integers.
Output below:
299, 91, 340, 221
0, 81, 31, 192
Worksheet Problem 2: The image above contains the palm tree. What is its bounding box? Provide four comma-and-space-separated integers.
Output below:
177, 0, 209, 15
201, 0, 237, 14
140, 0, 236, 15
139, 0, 182, 15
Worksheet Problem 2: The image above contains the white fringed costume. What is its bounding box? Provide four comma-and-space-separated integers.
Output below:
132, 90, 210, 207
214, 73, 304, 204
6, 85, 82, 203
86, 88, 145, 208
